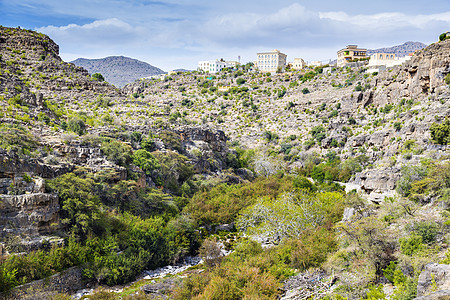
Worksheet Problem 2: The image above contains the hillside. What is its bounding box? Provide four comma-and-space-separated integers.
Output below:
1, 26, 450, 299
71, 56, 165, 87
367, 41, 427, 56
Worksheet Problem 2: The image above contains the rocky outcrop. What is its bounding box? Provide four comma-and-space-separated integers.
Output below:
414, 290, 450, 300
0, 193, 60, 238
417, 263, 450, 297
3, 266, 87, 300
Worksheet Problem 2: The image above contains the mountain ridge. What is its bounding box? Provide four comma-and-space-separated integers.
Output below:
367, 41, 427, 57
71, 55, 165, 87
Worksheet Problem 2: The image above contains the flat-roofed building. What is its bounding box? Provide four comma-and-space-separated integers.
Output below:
291, 58, 306, 70
367, 52, 413, 73
256, 49, 287, 72
198, 59, 238, 74
337, 45, 367, 67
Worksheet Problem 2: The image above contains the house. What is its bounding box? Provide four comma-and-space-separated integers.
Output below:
337, 45, 367, 67
197, 59, 238, 74
291, 58, 306, 70
256, 49, 287, 72
367, 52, 412, 73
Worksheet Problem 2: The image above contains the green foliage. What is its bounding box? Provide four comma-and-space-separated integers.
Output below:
396, 165, 427, 197
445, 73, 450, 85
399, 234, 423, 255
237, 190, 343, 243
101, 139, 133, 167
0, 265, 18, 293
92, 73, 105, 82
302, 87, 310, 94
410, 221, 438, 244
264, 130, 279, 142
394, 122, 402, 131
430, 118, 450, 145
48, 173, 102, 236
159, 130, 182, 151
141, 134, 156, 152
365, 284, 386, 299
184, 175, 294, 226
439, 32, 450, 41
152, 150, 193, 195
67, 117, 86, 135
236, 77, 246, 85
311, 125, 326, 142
0, 124, 38, 155
132, 149, 160, 175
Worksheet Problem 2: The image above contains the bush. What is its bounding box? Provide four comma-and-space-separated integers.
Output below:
47, 173, 102, 236
396, 165, 427, 197
411, 221, 438, 244
302, 88, 310, 94
439, 32, 450, 42
67, 117, 86, 135
101, 139, 133, 167
91, 73, 105, 82
236, 78, 246, 85
399, 234, 423, 255
132, 149, 160, 175
311, 125, 326, 142
430, 118, 450, 144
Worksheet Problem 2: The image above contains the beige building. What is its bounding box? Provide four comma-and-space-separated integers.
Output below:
256, 49, 287, 72
367, 52, 413, 73
337, 45, 367, 67
291, 58, 306, 70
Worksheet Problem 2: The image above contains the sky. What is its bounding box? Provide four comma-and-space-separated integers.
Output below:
1, 0, 450, 71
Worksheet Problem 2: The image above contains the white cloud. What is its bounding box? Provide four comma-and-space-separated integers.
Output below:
31, 3, 450, 70
37, 18, 147, 47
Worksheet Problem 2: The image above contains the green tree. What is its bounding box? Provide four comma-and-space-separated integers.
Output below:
430, 118, 450, 144
92, 73, 105, 82
132, 149, 160, 175
101, 139, 133, 167
48, 173, 102, 236
67, 117, 86, 135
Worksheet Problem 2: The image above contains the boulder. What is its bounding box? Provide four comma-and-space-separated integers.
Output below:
417, 263, 450, 297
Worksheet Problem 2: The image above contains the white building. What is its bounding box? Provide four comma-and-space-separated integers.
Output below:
256, 49, 287, 72
291, 58, 306, 70
367, 53, 413, 73
197, 59, 238, 74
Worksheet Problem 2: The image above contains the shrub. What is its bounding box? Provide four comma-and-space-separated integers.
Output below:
67, 117, 86, 135
302, 88, 310, 94
394, 122, 402, 131
445, 73, 450, 85
399, 234, 423, 255
311, 125, 326, 142
439, 32, 450, 42
101, 139, 133, 167
236, 78, 246, 85
396, 165, 427, 197
47, 173, 102, 236
430, 118, 450, 144
91, 73, 105, 82
411, 221, 438, 244
132, 149, 160, 175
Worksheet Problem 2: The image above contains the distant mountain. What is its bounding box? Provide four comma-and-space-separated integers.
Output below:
172, 69, 192, 73
367, 41, 427, 57
70, 56, 165, 87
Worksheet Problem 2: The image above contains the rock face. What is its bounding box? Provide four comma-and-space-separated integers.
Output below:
417, 263, 450, 297
0, 193, 59, 237
414, 290, 450, 300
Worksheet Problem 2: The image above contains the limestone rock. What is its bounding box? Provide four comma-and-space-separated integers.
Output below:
417, 263, 450, 297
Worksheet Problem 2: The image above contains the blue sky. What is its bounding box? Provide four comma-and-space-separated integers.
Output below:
1, 0, 450, 71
